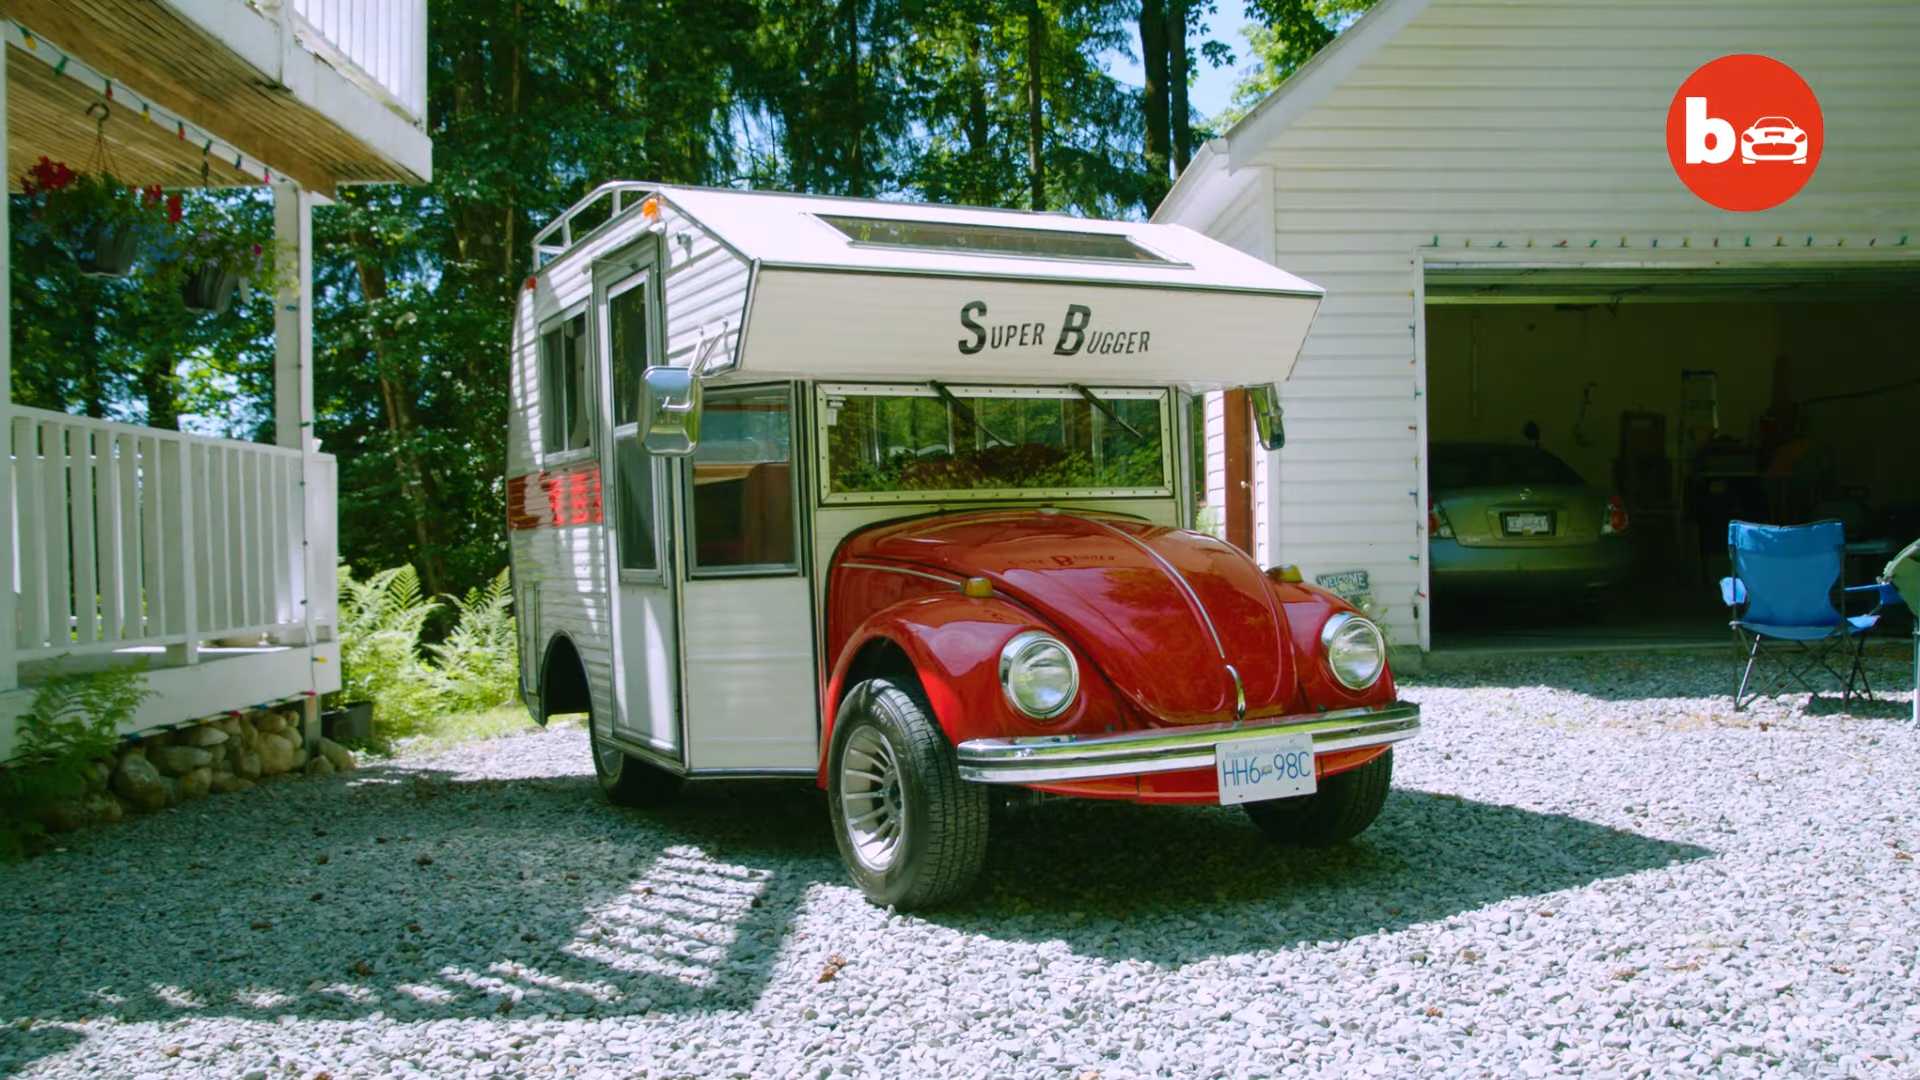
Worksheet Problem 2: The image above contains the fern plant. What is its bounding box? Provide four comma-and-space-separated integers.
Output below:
337, 564, 445, 739
431, 569, 519, 714
2, 665, 151, 859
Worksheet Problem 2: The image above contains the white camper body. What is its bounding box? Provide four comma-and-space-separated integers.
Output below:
507, 183, 1322, 778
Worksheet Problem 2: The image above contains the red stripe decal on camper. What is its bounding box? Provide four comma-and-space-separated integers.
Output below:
507, 464, 603, 530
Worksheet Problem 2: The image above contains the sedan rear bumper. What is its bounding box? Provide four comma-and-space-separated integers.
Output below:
954, 702, 1420, 785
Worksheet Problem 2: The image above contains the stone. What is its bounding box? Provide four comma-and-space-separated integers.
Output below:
210, 773, 256, 795
181, 725, 229, 747
290, 745, 310, 771
257, 733, 296, 776
37, 799, 91, 833
217, 716, 243, 736
207, 743, 230, 769
317, 738, 357, 772
233, 748, 264, 780
255, 712, 290, 736
85, 760, 112, 793
112, 752, 171, 812
178, 767, 213, 800
88, 794, 124, 824
306, 756, 337, 778
150, 745, 214, 776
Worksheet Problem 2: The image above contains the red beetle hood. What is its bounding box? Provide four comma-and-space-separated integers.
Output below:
840, 510, 1294, 725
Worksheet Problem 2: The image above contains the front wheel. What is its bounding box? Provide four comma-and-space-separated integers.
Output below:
828, 678, 989, 909
1244, 748, 1392, 847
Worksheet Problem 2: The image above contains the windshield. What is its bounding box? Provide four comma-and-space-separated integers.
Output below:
1431, 444, 1586, 489
820, 384, 1169, 502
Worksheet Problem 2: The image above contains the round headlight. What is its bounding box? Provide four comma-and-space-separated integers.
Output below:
1320, 613, 1386, 691
999, 631, 1080, 720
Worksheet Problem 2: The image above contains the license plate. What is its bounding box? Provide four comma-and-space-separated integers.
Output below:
1215, 733, 1317, 805
1503, 511, 1553, 535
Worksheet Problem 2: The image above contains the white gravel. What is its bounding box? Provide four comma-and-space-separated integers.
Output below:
3, 646, 1917, 1079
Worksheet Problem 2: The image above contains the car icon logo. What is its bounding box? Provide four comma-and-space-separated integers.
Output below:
1740, 116, 1808, 164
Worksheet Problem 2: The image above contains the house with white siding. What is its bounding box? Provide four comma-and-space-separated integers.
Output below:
2, 1, 430, 757
1156, 0, 1920, 654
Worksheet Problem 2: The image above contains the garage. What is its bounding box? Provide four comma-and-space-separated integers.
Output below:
1422, 262, 1920, 648
1153, 0, 1920, 657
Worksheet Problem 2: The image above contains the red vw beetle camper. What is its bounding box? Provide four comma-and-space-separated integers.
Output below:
510, 184, 1420, 907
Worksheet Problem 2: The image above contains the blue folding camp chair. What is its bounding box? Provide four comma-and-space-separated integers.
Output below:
1720, 520, 1881, 710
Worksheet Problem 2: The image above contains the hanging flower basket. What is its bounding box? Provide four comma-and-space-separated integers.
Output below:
74, 221, 144, 278
18, 157, 175, 278
181, 264, 243, 314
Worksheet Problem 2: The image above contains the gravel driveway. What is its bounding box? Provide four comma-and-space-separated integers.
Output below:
4, 648, 1917, 1079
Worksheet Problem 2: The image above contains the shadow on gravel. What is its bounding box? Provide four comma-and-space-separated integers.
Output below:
933, 789, 1713, 965
0, 761, 836, 1043
0, 749, 1706, 1068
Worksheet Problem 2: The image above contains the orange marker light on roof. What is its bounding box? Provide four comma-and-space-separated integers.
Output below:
640, 196, 661, 222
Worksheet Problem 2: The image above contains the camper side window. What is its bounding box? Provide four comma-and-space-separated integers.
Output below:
540, 314, 591, 455
687, 386, 797, 573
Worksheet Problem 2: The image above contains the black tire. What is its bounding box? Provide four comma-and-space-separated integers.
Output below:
827, 677, 989, 909
1243, 749, 1392, 847
588, 708, 683, 808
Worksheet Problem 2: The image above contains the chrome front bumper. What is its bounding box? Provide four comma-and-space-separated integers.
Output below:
954, 702, 1421, 785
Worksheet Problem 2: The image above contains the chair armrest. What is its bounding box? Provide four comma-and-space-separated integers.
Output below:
1719, 576, 1747, 608
1845, 582, 1902, 611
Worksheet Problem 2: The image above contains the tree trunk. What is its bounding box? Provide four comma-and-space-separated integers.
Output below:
843, 0, 863, 193
1139, 0, 1171, 194
351, 247, 449, 597
142, 349, 178, 431
962, 28, 992, 204
502, 0, 522, 287
1025, 0, 1047, 210
1168, 0, 1191, 171
963, 24, 991, 205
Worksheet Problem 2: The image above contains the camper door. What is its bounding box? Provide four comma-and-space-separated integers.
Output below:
594, 243, 683, 764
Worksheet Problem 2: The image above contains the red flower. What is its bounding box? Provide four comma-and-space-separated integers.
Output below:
166, 193, 184, 224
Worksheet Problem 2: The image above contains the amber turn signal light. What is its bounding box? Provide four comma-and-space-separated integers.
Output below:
963, 576, 994, 598
1266, 564, 1304, 584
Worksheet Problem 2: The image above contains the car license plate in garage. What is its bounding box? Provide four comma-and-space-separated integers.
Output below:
1215, 733, 1316, 805
1503, 511, 1553, 536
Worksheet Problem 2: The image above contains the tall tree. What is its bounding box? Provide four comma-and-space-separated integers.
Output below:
1167, 0, 1191, 170
1025, 0, 1047, 210
1230, 0, 1377, 120
1138, 0, 1172, 197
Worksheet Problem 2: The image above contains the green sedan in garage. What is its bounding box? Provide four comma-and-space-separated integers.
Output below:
1428, 442, 1633, 602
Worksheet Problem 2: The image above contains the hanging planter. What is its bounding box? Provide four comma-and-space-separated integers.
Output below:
172, 231, 271, 317
74, 220, 144, 278
18, 156, 175, 278
181, 264, 243, 314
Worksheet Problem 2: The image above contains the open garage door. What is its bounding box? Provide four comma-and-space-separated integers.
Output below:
1422, 259, 1920, 651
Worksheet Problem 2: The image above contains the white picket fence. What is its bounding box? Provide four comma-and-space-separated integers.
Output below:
8, 407, 337, 663
288, 0, 428, 124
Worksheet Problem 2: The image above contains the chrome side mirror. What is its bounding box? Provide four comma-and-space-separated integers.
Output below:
637, 365, 701, 456
1248, 384, 1285, 451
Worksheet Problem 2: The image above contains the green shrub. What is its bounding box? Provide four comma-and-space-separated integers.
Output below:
431, 569, 519, 714
338, 564, 445, 739
2, 665, 150, 860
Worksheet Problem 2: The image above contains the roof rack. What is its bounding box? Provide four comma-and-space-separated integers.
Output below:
530, 181, 656, 269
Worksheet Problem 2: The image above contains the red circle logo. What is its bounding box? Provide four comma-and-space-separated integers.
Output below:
1666, 54, 1822, 212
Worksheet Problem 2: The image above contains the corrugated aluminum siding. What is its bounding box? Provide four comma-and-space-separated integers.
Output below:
1222, 0, 1920, 649
508, 200, 753, 719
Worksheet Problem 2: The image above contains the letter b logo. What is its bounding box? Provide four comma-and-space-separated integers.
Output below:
1683, 97, 1734, 164
1666, 54, 1822, 212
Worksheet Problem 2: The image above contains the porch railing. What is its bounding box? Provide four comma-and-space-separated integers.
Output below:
9, 407, 337, 663
288, 0, 428, 125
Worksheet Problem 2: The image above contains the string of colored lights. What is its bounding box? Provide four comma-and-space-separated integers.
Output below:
4, 19, 275, 185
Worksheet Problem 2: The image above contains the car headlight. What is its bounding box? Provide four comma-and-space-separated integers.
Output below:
999, 631, 1079, 720
1321, 613, 1386, 691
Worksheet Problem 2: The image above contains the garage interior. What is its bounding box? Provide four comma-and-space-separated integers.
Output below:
1423, 262, 1920, 651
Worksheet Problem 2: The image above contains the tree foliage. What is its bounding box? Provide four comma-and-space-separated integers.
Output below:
11, 0, 1359, 607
